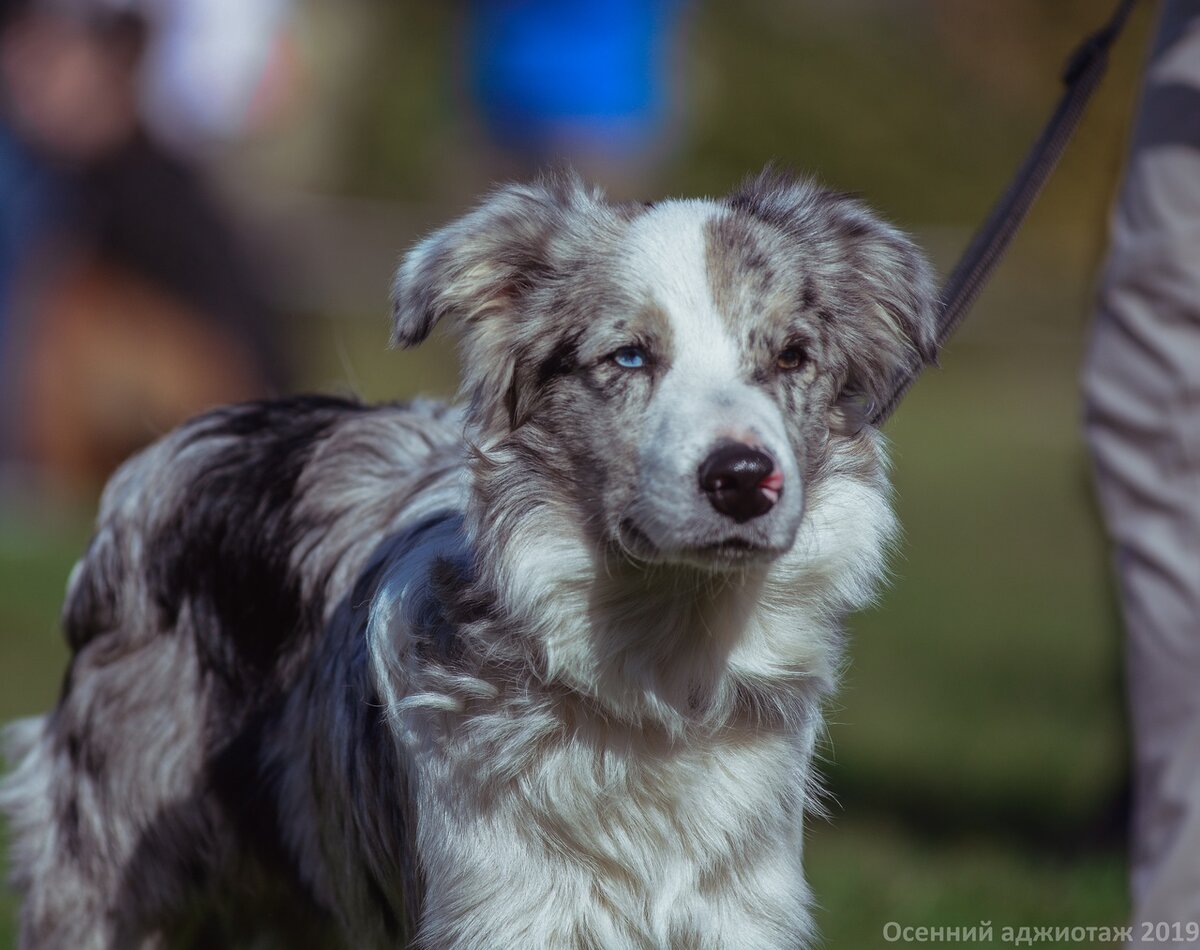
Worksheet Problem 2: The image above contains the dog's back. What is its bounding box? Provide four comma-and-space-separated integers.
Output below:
2, 395, 463, 949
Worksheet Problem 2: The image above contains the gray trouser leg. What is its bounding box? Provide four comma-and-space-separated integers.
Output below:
1083, 1, 1200, 942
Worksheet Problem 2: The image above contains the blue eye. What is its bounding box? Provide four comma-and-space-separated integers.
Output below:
612, 346, 647, 369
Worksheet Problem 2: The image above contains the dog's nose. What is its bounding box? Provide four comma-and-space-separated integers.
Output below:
698, 444, 781, 523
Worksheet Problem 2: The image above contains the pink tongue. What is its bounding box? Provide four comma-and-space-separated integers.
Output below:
758, 470, 784, 502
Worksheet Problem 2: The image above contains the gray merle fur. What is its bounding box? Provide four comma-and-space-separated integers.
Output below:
2, 169, 936, 949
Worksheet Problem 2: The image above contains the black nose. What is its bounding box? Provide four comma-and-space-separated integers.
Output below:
698, 444, 778, 523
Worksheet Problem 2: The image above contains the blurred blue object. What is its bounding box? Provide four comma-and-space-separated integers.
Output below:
468, 0, 682, 161
0, 120, 54, 317
0, 120, 58, 457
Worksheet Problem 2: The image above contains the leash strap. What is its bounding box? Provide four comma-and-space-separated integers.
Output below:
871, 0, 1141, 426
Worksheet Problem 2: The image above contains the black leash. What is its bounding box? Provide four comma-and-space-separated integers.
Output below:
871, 0, 1142, 426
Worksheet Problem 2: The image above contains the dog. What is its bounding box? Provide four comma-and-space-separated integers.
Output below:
1, 169, 936, 949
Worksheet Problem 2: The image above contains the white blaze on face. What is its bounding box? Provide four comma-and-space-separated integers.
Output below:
620, 201, 802, 549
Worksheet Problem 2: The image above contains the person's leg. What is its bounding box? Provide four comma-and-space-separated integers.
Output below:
1083, 1, 1200, 942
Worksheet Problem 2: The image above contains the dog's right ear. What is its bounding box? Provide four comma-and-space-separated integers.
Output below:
390, 173, 603, 348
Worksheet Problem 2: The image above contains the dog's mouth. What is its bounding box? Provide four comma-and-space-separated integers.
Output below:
680, 536, 786, 570
616, 520, 783, 571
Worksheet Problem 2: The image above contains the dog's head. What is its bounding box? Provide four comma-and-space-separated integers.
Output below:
391, 169, 936, 573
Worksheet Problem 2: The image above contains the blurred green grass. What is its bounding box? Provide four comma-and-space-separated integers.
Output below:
809, 818, 1126, 947
0, 511, 83, 950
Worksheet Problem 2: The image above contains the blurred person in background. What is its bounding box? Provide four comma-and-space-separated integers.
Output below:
0, 0, 294, 495
1083, 1, 1200, 945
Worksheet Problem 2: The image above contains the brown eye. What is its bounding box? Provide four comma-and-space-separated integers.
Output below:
777, 346, 806, 371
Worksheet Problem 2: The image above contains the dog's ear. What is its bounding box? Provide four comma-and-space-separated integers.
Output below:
728, 168, 939, 412
390, 172, 604, 348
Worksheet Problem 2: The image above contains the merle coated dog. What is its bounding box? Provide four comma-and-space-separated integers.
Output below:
1, 169, 935, 949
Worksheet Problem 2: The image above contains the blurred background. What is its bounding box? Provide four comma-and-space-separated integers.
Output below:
0, 0, 1157, 944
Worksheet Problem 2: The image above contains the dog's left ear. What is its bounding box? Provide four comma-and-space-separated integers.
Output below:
727, 169, 939, 411
390, 172, 605, 348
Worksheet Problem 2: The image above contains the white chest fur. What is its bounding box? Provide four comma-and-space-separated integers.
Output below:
409, 700, 818, 950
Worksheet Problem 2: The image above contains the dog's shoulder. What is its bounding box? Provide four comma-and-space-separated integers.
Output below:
61, 396, 466, 686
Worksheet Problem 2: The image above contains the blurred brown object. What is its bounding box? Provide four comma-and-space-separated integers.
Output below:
19, 256, 262, 487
